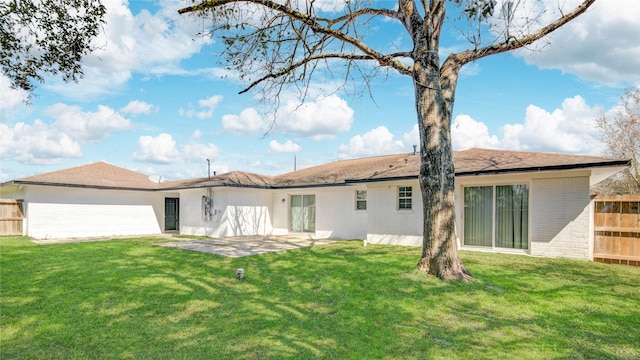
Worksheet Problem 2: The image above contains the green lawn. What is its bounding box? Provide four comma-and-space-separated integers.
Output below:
1, 236, 639, 359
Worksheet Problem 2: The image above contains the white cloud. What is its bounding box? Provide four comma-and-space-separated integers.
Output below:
338, 126, 405, 158
221, 108, 266, 135
132, 133, 221, 165
452, 115, 501, 150
268, 139, 301, 153
44, 0, 213, 99
44, 103, 132, 143
292, 0, 348, 12
44, 69, 132, 100
198, 95, 223, 109
0, 75, 28, 111
452, 95, 605, 155
180, 95, 223, 119
501, 96, 604, 153
120, 100, 155, 115
403, 124, 420, 148
276, 94, 354, 140
192, 129, 202, 139
0, 120, 83, 165
181, 142, 220, 163
0, 103, 132, 165
219, 94, 354, 139
132, 133, 181, 164
505, 0, 640, 85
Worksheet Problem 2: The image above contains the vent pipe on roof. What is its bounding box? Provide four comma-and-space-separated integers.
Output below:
413, 145, 417, 155
206, 159, 211, 180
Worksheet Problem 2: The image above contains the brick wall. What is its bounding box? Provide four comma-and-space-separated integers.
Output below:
530, 176, 592, 259
366, 181, 423, 246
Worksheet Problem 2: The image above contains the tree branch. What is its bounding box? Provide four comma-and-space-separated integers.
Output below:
239, 51, 411, 94
453, 0, 596, 65
179, 0, 412, 74
326, 7, 399, 26
397, 0, 424, 38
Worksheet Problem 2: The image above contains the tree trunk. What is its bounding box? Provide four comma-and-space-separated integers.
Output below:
413, 60, 473, 280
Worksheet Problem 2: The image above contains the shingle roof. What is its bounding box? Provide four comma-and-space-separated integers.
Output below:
271, 148, 629, 187
272, 153, 421, 187
454, 148, 628, 176
12, 161, 161, 190
4, 149, 629, 191
161, 171, 273, 190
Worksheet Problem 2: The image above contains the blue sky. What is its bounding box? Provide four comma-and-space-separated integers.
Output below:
1, 0, 639, 181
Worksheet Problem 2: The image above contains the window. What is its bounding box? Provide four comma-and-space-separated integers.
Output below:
463, 185, 529, 250
355, 190, 367, 210
398, 186, 412, 210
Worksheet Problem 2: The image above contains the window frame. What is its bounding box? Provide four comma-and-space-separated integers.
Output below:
355, 190, 367, 211
397, 186, 412, 210
462, 183, 530, 251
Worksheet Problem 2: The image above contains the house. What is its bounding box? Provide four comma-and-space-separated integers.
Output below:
0, 148, 629, 260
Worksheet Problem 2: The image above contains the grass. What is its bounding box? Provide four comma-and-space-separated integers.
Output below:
1, 236, 639, 359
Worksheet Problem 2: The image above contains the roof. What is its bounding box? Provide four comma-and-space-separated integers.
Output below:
272, 153, 421, 187
272, 148, 630, 187
454, 148, 629, 176
8, 161, 162, 190
161, 171, 273, 190
2, 149, 629, 191
5, 162, 273, 191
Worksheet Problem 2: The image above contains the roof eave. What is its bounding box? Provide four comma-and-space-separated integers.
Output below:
9, 180, 160, 192
455, 159, 631, 177
159, 183, 272, 191
344, 176, 418, 184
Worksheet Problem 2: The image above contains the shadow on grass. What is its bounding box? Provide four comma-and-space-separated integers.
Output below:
1, 237, 639, 359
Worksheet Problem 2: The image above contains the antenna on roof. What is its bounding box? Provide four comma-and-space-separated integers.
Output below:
206, 159, 211, 180
294, 154, 297, 171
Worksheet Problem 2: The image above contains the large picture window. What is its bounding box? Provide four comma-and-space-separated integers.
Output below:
463, 185, 529, 250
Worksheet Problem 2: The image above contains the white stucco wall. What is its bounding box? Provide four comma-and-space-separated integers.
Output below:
365, 172, 594, 259
23, 186, 165, 239
270, 186, 367, 239
316, 186, 367, 239
366, 181, 423, 246
179, 187, 273, 237
530, 176, 592, 259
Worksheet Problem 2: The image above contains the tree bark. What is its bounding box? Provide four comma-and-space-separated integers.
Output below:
410, 1, 473, 280
413, 67, 472, 280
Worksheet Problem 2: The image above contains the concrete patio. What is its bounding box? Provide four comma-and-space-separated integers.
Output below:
154, 235, 346, 257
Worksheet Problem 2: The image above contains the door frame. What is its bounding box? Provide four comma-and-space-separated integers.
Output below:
289, 194, 316, 233
164, 197, 180, 232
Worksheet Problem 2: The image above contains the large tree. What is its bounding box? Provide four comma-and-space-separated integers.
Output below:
179, 0, 596, 279
0, 0, 106, 97
595, 88, 640, 194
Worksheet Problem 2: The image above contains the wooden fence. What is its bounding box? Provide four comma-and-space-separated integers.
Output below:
0, 199, 24, 236
593, 195, 640, 266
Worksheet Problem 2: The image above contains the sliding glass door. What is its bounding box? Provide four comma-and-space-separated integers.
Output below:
290, 195, 316, 233
463, 187, 493, 247
463, 185, 529, 250
495, 185, 529, 249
